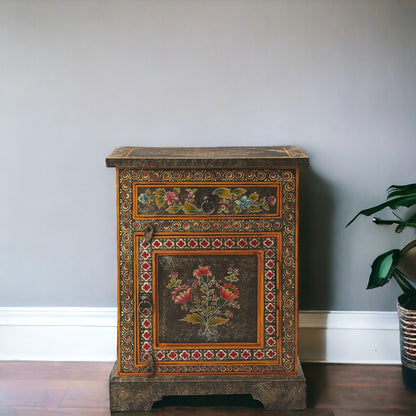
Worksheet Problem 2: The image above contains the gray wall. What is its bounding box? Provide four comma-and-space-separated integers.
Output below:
1, 0, 416, 311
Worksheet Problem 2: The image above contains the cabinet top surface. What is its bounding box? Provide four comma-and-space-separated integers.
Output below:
106, 146, 309, 168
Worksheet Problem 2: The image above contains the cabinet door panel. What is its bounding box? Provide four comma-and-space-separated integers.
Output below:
134, 233, 288, 376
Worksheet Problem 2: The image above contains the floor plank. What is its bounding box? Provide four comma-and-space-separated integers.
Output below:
0, 362, 415, 415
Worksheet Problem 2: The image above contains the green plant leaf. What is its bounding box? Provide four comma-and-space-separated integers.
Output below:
208, 316, 229, 326
367, 249, 400, 289
346, 183, 416, 227
213, 188, 232, 199
180, 313, 204, 324
249, 192, 259, 201
387, 184, 416, 199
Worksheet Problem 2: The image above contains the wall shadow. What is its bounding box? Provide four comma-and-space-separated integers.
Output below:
298, 166, 334, 393
298, 167, 334, 311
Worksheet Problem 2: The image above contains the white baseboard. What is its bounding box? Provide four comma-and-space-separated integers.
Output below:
0, 308, 401, 364
0, 307, 117, 361
299, 310, 400, 364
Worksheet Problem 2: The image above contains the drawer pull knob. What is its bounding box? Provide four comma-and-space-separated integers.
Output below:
145, 355, 155, 374
143, 225, 154, 243
201, 196, 215, 214
138, 296, 152, 317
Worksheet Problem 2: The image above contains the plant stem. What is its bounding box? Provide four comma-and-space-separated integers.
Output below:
393, 269, 416, 297
373, 217, 416, 228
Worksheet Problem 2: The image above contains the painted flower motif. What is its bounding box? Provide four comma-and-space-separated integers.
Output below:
219, 203, 227, 212
268, 196, 277, 206
172, 285, 192, 304
220, 284, 239, 301
235, 195, 252, 210
167, 265, 241, 341
187, 192, 195, 199
193, 266, 212, 279
164, 191, 179, 205
138, 193, 148, 203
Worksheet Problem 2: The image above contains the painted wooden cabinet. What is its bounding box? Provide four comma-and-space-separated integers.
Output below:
106, 146, 308, 411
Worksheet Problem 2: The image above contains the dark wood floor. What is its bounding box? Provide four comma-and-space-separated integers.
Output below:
0, 362, 415, 416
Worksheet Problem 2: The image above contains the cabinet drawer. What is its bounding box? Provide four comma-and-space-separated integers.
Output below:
133, 182, 281, 218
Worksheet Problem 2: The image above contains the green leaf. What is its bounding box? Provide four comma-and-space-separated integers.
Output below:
367, 249, 400, 289
249, 192, 259, 202
213, 188, 232, 199
166, 204, 181, 214
346, 183, 416, 227
208, 316, 229, 326
174, 187, 181, 195
249, 205, 261, 213
154, 188, 166, 197
182, 201, 200, 214
387, 184, 416, 199
156, 196, 165, 209
231, 188, 246, 197
180, 313, 204, 324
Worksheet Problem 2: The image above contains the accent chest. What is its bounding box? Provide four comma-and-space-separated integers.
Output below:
106, 146, 309, 411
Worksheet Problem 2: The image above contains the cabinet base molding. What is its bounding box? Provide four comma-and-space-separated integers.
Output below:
109, 359, 306, 412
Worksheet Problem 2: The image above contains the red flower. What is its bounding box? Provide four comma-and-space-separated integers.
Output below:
172, 285, 192, 304
220, 284, 239, 301
164, 191, 179, 205
193, 266, 212, 279
268, 196, 277, 206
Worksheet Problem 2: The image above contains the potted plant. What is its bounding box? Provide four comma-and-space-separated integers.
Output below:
347, 184, 416, 389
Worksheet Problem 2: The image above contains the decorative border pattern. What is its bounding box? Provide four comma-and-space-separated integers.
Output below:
116, 168, 298, 376
137, 235, 279, 363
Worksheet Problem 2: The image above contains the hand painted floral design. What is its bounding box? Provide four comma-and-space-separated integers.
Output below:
164, 191, 180, 206
212, 187, 277, 214
220, 283, 239, 301
172, 285, 192, 304
167, 265, 240, 341
138, 186, 277, 215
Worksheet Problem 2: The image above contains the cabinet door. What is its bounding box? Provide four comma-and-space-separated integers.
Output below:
117, 167, 298, 376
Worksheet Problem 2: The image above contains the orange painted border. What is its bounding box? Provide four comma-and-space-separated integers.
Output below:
152, 249, 264, 350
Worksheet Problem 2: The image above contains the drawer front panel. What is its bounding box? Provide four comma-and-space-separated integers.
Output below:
116, 167, 298, 376
133, 182, 281, 218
